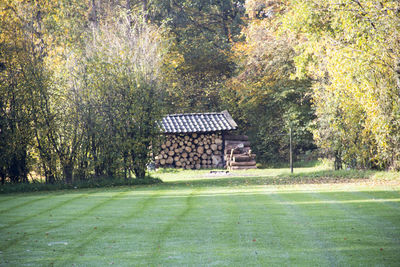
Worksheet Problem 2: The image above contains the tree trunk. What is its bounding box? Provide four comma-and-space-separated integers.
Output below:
0, 169, 5, 185
134, 167, 146, 179
63, 161, 73, 184
90, 0, 98, 27
334, 150, 342, 170
46, 171, 55, 184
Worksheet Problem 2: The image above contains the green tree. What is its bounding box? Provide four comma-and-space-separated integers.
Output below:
80, 12, 166, 179
1, 1, 166, 184
0, 0, 54, 183
146, 0, 246, 113
222, 0, 315, 163
280, 0, 400, 169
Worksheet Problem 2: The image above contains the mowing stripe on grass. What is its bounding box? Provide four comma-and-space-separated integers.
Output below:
268, 191, 348, 265
241, 193, 295, 264
309, 191, 400, 246
30, 189, 131, 234
222, 190, 241, 251
226, 190, 339, 265
276, 190, 400, 265
0, 190, 97, 231
64, 190, 165, 265
351, 190, 400, 213
223, 192, 277, 265
0, 192, 63, 214
308, 190, 400, 235
150, 188, 199, 261
0, 190, 101, 250
49, 190, 164, 265
0, 196, 17, 205
172, 189, 246, 265
94, 189, 201, 265
0, 189, 137, 266
0, 189, 131, 252
182, 189, 245, 265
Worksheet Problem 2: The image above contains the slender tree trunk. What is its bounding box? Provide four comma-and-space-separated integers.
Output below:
20, 148, 28, 183
334, 150, 342, 170
126, 0, 132, 26
63, 161, 74, 184
289, 126, 293, 174
90, 0, 98, 27
134, 167, 146, 179
91, 133, 101, 178
396, 59, 400, 90
45, 168, 55, 184
142, 0, 148, 16
123, 151, 129, 180
0, 169, 5, 185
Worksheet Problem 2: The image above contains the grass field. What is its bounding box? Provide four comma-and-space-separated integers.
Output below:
0, 167, 399, 266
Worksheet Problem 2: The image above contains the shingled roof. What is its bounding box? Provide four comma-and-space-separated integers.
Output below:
161, 110, 237, 134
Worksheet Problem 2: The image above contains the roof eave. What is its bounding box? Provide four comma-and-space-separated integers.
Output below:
221, 110, 238, 129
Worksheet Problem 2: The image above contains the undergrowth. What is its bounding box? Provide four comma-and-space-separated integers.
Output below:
0, 176, 162, 194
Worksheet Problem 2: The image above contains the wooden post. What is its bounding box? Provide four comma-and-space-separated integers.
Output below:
289, 126, 293, 174
222, 131, 226, 168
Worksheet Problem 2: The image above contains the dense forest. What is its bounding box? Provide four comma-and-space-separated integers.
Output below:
1, 0, 399, 184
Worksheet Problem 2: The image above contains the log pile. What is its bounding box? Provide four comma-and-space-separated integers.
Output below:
155, 133, 223, 169
225, 135, 257, 170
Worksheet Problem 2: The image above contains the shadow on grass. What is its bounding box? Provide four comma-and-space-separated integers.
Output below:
153, 168, 182, 174
279, 169, 377, 179
162, 169, 375, 189
0, 177, 162, 194
2, 169, 396, 194
258, 160, 322, 169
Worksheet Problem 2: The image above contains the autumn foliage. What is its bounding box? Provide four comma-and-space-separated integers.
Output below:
1, 0, 399, 184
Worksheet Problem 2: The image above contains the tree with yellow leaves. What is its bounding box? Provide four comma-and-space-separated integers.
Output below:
280, 0, 400, 169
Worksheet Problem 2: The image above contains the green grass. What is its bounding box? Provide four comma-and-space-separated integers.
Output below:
1, 167, 399, 266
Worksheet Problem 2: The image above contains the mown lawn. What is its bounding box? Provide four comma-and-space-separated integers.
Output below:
0, 167, 399, 266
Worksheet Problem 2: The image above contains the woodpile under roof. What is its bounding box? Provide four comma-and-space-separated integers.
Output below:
156, 111, 256, 170
160, 110, 237, 133
155, 132, 224, 169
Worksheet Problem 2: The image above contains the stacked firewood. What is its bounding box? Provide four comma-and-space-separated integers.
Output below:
155, 133, 223, 169
224, 135, 257, 170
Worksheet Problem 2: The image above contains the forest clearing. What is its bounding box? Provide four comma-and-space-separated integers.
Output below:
1, 1, 400, 266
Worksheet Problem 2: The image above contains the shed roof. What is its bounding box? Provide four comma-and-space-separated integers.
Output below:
161, 110, 237, 134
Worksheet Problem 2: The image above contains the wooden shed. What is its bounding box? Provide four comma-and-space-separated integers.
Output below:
155, 110, 256, 169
